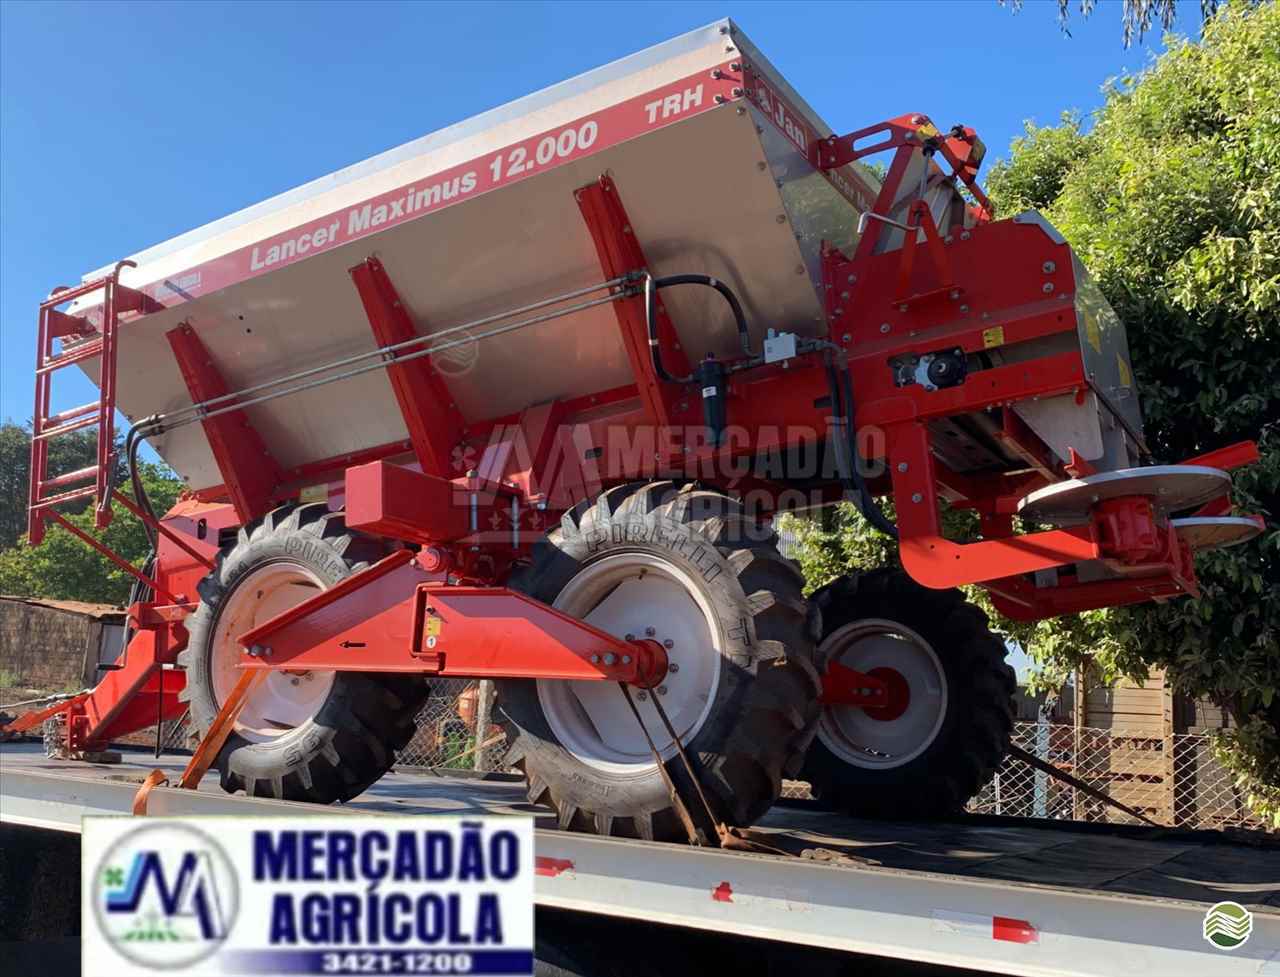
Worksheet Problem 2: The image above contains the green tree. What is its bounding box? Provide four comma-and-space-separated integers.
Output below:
0, 420, 125, 550
787, 3, 1280, 819
0, 461, 183, 605
1002, 0, 1244, 48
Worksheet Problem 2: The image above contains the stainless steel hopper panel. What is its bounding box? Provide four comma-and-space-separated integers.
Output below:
63, 20, 876, 493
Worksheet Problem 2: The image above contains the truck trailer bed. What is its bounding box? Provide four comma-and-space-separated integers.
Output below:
3, 742, 1278, 977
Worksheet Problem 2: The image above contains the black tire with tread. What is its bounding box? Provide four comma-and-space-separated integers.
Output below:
497, 482, 822, 842
178, 503, 430, 803
801, 568, 1015, 819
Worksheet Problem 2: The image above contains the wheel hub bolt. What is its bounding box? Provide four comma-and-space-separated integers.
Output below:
645, 627, 656, 637
663, 639, 674, 649
668, 662, 679, 673
657, 686, 668, 696
637, 691, 648, 701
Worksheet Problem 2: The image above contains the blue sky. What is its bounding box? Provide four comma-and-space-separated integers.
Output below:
0, 0, 1196, 430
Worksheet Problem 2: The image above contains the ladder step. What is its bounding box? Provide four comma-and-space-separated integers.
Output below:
36, 340, 103, 375
47, 308, 95, 339
42, 401, 100, 428
40, 278, 108, 309
31, 485, 98, 510
39, 465, 99, 493
34, 414, 100, 440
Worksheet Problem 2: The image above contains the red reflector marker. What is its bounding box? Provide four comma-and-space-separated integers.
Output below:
993, 915, 1039, 944
536, 856, 574, 877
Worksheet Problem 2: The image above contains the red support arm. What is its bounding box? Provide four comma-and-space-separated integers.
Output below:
167, 322, 282, 523
1182, 440, 1259, 472
46, 510, 181, 603
575, 175, 692, 430
237, 551, 668, 687
111, 490, 215, 571
819, 113, 993, 221
886, 421, 1101, 589
349, 256, 465, 478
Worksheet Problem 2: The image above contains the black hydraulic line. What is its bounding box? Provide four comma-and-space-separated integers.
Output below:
643, 276, 687, 383
826, 360, 899, 540
154, 662, 163, 759
115, 422, 162, 679
644, 273, 755, 384
125, 425, 160, 548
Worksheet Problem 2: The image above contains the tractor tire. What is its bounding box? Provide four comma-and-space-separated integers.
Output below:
496, 482, 822, 842
178, 503, 430, 802
801, 568, 1015, 819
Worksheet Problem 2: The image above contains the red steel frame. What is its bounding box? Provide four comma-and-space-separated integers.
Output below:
167, 321, 283, 524
11, 98, 1261, 755
349, 256, 466, 478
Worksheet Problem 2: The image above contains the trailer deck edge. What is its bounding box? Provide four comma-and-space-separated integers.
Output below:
3, 746, 1278, 977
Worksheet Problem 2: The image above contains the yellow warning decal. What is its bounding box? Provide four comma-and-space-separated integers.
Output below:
425, 617, 442, 637
1117, 353, 1132, 388
916, 122, 940, 139
298, 484, 327, 505
982, 326, 1005, 348
1084, 310, 1102, 354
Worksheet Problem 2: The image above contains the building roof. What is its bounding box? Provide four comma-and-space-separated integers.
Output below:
0, 595, 126, 620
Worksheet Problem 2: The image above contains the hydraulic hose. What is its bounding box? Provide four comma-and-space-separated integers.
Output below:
115, 423, 161, 666
644, 273, 754, 384
826, 359, 899, 540
125, 423, 161, 548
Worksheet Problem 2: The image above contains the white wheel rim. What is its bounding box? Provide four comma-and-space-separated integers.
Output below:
210, 562, 335, 743
537, 552, 721, 775
816, 619, 947, 769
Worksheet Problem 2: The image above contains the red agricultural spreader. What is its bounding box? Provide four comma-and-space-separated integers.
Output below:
7, 21, 1261, 841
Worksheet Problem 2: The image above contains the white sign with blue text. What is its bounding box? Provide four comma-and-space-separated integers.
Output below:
82, 815, 535, 977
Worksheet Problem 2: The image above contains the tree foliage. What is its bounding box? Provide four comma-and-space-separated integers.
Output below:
1002, 0, 1234, 48
0, 420, 126, 550
0, 423, 182, 605
788, 3, 1280, 817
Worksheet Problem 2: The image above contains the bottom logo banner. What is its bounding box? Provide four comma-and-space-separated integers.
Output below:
82, 815, 534, 977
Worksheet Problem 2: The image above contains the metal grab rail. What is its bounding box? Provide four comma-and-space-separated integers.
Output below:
140, 275, 638, 439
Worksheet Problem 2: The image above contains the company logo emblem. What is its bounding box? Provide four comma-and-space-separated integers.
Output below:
432, 328, 481, 378
1203, 900, 1252, 950
92, 823, 239, 969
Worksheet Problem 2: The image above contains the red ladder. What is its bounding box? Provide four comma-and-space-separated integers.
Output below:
28, 260, 162, 545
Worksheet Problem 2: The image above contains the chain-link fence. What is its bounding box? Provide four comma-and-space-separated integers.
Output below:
397, 679, 510, 773
966, 721, 1267, 830
104, 694, 1269, 831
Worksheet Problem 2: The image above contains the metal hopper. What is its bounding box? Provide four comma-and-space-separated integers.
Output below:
58, 19, 878, 494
